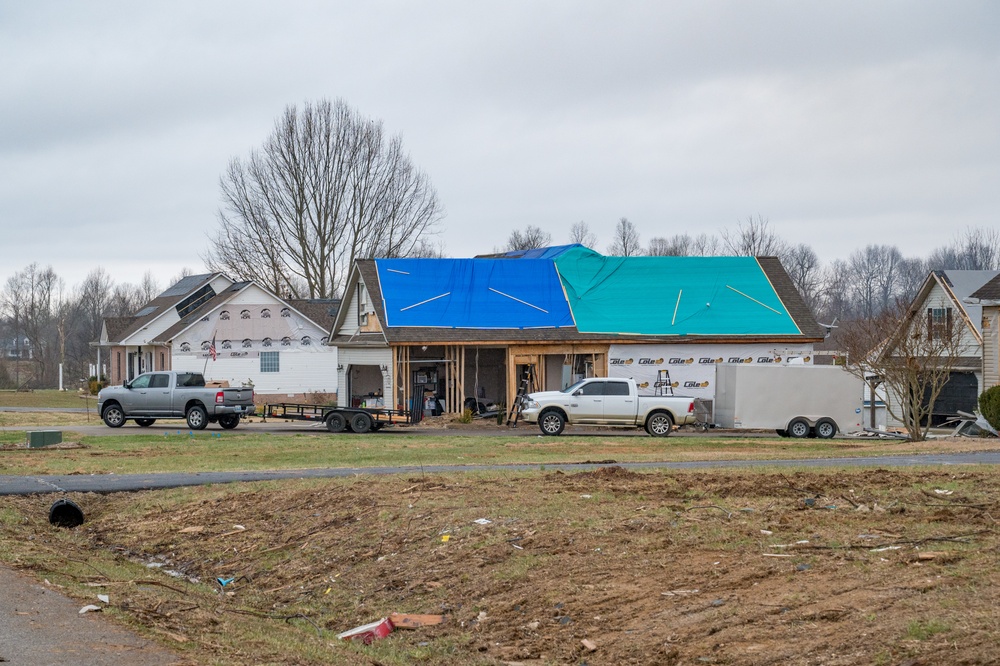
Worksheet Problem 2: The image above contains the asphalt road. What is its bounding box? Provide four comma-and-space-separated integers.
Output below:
4, 451, 1000, 496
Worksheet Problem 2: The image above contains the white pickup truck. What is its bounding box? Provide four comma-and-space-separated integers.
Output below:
519, 377, 695, 436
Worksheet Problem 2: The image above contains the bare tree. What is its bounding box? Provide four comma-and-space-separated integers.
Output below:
690, 233, 722, 256
647, 234, 691, 256
1, 264, 59, 387
607, 217, 641, 257
721, 215, 788, 258
848, 245, 906, 319
504, 225, 552, 252
927, 227, 1000, 270
783, 243, 822, 312
205, 99, 443, 299
838, 299, 968, 441
568, 221, 597, 248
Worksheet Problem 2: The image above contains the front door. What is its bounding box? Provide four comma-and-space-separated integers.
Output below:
573, 380, 605, 423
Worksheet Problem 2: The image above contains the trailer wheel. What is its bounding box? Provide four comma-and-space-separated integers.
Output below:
186, 405, 208, 430
350, 412, 373, 433
325, 412, 346, 433
135, 418, 156, 427
538, 410, 565, 436
218, 415, 240, 430
815, 418, 838, 439
787, 417, 810, 439
645, 411, 674, 437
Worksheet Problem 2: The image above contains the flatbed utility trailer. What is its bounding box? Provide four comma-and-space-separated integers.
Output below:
263, 403, 410, 433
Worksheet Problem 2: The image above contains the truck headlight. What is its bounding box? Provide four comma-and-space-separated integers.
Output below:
524, 399, 539, 410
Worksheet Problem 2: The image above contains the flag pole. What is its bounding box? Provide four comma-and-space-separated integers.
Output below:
203, 330, 217, 376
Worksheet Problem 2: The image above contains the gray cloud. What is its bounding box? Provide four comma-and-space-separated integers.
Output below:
2, 1, 998, 288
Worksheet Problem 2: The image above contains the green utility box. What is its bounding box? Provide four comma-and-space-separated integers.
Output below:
26, 431, 62, 448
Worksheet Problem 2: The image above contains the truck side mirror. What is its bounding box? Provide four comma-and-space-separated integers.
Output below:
573, 389, 582, 396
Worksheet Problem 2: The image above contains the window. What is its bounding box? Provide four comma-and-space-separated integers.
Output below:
176, 373, 205, 387
149, 374, 170, 388
605, 381, 630, 396
358, 283, 368, 326
577, 381, 605, 396
927, 307, 953, 340
130, 374, 151, 389
261, 351, 280, 373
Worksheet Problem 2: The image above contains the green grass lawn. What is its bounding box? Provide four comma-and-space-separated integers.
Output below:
0, 389, 97, 409
0, 425, 990, 477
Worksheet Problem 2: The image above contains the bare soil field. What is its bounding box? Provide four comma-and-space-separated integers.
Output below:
3, 465, 999, 665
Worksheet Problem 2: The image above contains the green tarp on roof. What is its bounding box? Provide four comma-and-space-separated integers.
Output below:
554, 247, 801, 336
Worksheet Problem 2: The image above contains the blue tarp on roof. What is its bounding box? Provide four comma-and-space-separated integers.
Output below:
554, 248, 801, 336
376, 258, 575, 329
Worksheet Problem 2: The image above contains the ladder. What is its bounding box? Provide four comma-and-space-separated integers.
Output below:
506, 365, 537, 427
654, 369, 675, 396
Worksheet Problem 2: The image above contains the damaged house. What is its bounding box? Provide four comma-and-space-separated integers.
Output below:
328, 246, 825, 416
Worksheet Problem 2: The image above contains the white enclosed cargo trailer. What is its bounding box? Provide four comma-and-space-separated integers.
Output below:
713, 365, 864, 438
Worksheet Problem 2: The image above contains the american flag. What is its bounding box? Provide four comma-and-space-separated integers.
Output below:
209, 334, 217, 361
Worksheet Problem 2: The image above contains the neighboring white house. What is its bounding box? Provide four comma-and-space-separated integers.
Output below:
99, 274, 339, 401
894, 269, 1000, 424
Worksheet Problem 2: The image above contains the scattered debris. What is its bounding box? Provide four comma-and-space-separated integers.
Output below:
337, 617, 394, 644
581, 638, 598, 651
473, 518, 492, 525
388, 613, 446, 629
78, 604, 102, 614
97, 594, 110, 604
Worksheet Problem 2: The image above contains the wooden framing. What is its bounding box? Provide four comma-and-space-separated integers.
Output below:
506, 344, 608, 407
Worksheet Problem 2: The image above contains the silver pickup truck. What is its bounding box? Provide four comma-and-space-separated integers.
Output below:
97, 371, 256, 430
519, 377, 695, 436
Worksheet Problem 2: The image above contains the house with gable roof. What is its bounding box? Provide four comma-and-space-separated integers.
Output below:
328, 246, 826, 416
98, 274, 338, 401
889, 269, 1000, 424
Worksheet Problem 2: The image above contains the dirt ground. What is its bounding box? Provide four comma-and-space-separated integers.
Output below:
4, 465, 1000, 665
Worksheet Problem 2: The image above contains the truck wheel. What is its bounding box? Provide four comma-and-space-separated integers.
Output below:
538, 410, 565, 436
787, 417, 811, 439
326, 412, 346, 433
218, 415, 240, 430
186, 405, 208, 430
815, 418, 838, 439
135, 418, 156, 427
645, 411, 674, 437
102, 404, 126, 428
350, 412, 373, 433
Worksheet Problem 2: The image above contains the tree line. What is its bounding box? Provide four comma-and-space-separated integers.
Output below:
504, 217, 1000, 324
0, 266, 186, 390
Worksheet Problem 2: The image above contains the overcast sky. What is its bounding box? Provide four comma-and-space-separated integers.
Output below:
2, 1, 998, 292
